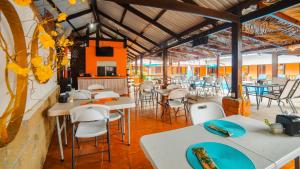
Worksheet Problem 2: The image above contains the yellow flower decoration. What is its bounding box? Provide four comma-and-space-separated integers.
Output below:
61, 57, 69, 66
51, 31, 58, 37
35, 64, 54, 83
57, 12, 68, 22
38, 25, 45, 33
31, 56, 43, 67
39, 32, 55, 49
55, 23, 62, 28
7, 62, 29, 77
68, 0, 76, 5
14, 0, 32, 6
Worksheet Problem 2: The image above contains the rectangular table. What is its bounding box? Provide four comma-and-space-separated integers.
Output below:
140, 115, 300, 169
48, 97, 135, 161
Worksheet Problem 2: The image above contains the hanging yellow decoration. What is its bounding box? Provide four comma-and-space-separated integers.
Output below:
14, 0, 32, 6
39, 32, 55, 49
31, 56, 43, 67
57, 12, 67, 22
68, 0, 76, 5
34, 64, 54, 83
50, 31, 58, 37
7, 63, 29, 77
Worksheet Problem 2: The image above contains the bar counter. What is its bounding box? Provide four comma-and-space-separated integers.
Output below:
78, 76, 128, 95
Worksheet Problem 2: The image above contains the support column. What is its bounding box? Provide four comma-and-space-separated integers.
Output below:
140, 55, 143, 82
272, 52, 278, 78
134, 57, 138, 75
162, 48, 168, 87
216, 54, 220, 78
231, 21, 243, 99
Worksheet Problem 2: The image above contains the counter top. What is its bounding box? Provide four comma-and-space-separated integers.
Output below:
78, 76, 127, 79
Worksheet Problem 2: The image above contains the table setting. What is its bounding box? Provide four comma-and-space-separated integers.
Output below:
140, 115, 300, 169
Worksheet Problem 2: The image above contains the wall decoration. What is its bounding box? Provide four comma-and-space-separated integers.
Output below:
0, 0, 28, 147
0, 0, 74, 147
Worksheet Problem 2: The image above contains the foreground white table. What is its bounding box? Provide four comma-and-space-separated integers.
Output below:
140, 115, 300, 169
48, 97, 135, 161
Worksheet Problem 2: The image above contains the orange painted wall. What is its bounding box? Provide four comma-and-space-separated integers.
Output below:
85, 40, 127, 76
265, 64, 272, 79
248, 65, 258, 79
225, 66, 232, 75
285, 63, 299, 77
200, 66, 206, 77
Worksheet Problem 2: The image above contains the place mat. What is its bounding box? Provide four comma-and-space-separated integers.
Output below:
204, 120, 246, 138
81, 98, 117, 105
186, 142, 255, 169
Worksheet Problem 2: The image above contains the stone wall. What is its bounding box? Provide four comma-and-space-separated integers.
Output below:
0, 87, 58, 169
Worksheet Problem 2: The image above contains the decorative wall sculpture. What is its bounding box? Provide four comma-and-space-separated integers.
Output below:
0, 0, 74, 147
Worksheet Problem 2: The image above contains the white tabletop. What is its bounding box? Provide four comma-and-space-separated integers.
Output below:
225, 115, 300, 168
141, 115, 300, 169
48, 97, 135, 117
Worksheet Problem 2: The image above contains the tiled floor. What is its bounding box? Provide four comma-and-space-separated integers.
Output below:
43, 93, 300, 169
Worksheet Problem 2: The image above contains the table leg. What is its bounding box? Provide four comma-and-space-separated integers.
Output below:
121, 109, 125, 143
56, 116, 64, 161
63, 116, 67, 145
295, 156, 299, 169
255, 87, 259, 110
128, 108, 131, 145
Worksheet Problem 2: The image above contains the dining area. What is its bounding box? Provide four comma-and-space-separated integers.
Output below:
1, 0, 300, 169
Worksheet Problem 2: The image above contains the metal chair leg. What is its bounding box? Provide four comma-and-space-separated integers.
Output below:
72, 124, 75, 169
106, 121, 111, 162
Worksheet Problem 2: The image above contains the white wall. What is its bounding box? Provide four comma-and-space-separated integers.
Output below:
0, 0, 57, 118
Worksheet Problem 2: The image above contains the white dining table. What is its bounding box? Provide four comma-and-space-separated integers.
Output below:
140, 115, 300, 169
48, 97, 135, 161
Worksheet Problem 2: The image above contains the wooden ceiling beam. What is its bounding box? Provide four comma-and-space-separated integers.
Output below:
105, 0, 239, 22
90, 0, 100, 23
67, 9, 92, 20
100, 23, 151, 52
117, 3, 179, 38
120, 8, 127, 24
98, 10, 159, 46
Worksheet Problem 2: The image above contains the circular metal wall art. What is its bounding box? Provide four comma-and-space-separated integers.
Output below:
0, 0, 28, 147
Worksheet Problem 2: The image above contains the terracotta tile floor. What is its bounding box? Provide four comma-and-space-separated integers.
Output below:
43, 105, 190, 169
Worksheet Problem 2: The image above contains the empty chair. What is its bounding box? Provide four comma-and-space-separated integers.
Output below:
69, 104, 111, 169
163, 88, 189, 124
88, 84, 104, 91
139, 83, 155, 108
166, 84, 181, 90
94, 91, 120, 100
71, 90, 91, 100
288, 80, 300, 114
94, 91, 124, 139
262, 80, 298, 114
190, 102, 225, 125
143, 80, 154, 86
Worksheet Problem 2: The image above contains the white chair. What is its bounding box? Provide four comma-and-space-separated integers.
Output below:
287, 80, 300, 114
94, 91, 120, 100
166, 84, 181, 90
139, 83, 155, 108
69, 104, 111, 169
87, 84, 104, 91
190, 102, 225, 125
94, 91, 124, 140
163, 88, 189, 124
71, 90, 91, 100
262, 80, 298, 114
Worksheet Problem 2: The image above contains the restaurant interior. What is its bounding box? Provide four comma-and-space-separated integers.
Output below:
1, 0, 300, 169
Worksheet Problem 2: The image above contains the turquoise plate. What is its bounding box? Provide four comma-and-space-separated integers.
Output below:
186, 142, 255, 169
204, 120, 246, 138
